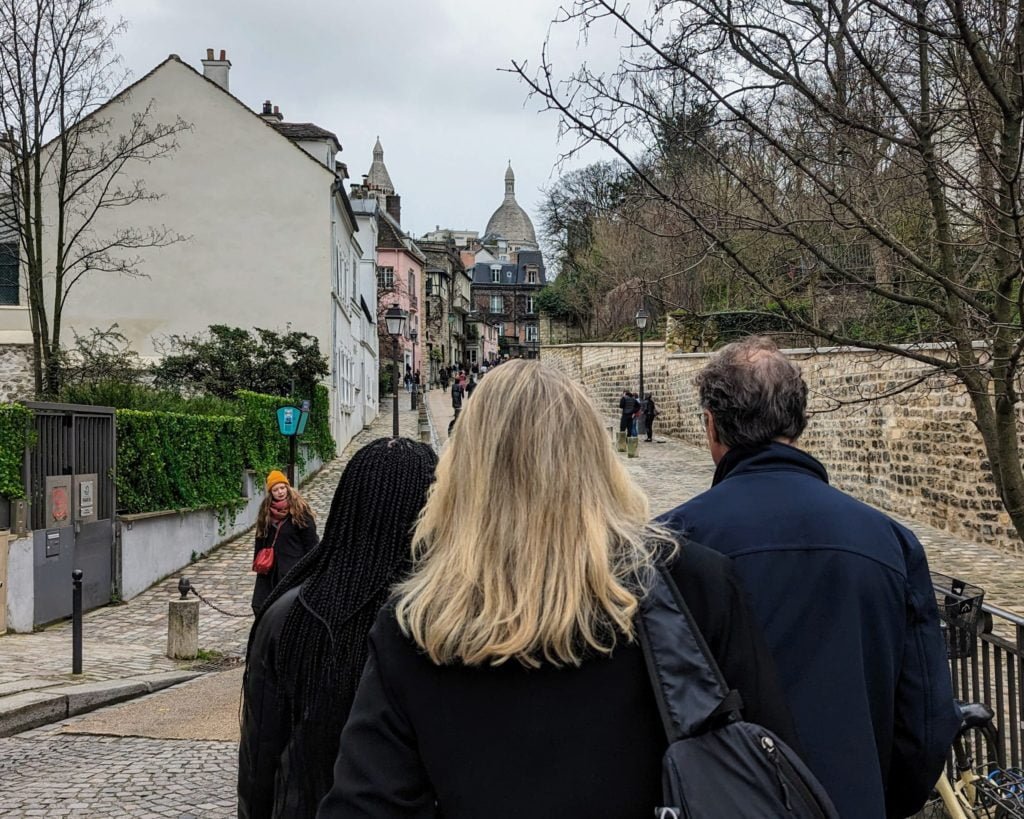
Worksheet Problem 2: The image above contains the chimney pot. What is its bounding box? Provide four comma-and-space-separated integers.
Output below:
201, 49, 230, 91
219, 49, 226, 60
206, 48, 214, 60
273, 105, 280, 115
262, 100, 272, 115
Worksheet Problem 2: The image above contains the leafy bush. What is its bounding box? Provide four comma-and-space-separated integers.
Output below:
115, 410, 246, 515
236, 385, 335, 481
153, 325, 329, 400
61, 381, 238, 417
0, 405, 33, 499
58, 325, 146, 388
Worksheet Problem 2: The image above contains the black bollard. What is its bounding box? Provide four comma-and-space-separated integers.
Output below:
178, 575, 191, 600
71, 569, 83, 674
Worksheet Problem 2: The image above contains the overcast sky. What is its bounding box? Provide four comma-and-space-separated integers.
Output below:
105, 0, 620, 242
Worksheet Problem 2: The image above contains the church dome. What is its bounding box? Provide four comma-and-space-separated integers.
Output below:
484, 163, 537, 248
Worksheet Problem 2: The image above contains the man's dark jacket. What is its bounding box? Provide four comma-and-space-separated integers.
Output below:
658, 443, 959, 819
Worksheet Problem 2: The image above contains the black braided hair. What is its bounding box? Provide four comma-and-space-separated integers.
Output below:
243, 436, 437, 813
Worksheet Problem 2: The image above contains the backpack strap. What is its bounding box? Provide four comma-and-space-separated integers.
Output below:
637, 563, 744, 741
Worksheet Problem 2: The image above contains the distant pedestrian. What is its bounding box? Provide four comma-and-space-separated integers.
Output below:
317, 361, 795, 817
451, 377, 464, 420
240, 438, 437, 819
465, 375, 477, 398
643, 393, 658, 442
250, 471, 317, 613
404, 365, 413, 392
657, 336, 959, 817
440, 367, 450, 393
618, 389, 640, 436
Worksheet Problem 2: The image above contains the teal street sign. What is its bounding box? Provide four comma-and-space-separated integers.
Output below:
277, 406, 300, 436
277, 400, 312, 437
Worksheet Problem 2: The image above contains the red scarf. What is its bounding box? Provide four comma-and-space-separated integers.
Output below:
269, 497, 289, 525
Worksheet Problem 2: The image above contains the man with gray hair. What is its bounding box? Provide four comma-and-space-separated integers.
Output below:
659, 336, 958, 819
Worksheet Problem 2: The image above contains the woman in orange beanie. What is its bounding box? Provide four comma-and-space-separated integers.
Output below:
251, 470, 317, 612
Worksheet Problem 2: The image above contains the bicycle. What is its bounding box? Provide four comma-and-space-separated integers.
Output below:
920, 574, 1024, 818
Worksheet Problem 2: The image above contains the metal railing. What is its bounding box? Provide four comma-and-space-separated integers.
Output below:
947, 600, 1024, 767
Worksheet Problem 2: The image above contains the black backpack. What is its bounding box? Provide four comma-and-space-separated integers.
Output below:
637, 567, 839, 819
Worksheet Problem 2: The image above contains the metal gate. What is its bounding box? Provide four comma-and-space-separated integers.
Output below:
25, 402, 116, 625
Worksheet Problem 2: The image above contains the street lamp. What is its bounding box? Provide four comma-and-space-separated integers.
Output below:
410, 329, 419, 410
448, 311, 456, 369
635, 307, 649, 425
385, 305, 407, 438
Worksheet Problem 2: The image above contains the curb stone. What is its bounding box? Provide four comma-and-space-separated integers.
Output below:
0, 670, 201, 737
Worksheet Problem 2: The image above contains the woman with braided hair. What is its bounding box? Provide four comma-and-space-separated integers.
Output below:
238, 437, 437, 819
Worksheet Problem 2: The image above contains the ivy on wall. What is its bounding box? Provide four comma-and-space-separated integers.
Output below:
115, 410, 246, 515
0, 404, 33, 499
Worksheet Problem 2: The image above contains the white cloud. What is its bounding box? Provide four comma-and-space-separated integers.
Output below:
104, 0, 626, 240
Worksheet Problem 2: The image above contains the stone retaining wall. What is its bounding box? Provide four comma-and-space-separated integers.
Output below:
542, 343, 1022, 556
0, 345, 34, 403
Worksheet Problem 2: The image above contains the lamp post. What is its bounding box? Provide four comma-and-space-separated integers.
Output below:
448, 311, 456, 369
385, 305, 407, 438
410, 329, 419, 410
635, 306, 649, 407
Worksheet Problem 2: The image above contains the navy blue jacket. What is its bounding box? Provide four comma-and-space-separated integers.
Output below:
658, 443, 959, 818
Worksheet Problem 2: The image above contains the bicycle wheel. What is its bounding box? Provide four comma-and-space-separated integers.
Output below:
973, 768, 1024, 819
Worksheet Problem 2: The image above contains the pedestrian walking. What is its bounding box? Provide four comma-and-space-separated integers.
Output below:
404, 365, 413, 392
239, 438, 437, 819
317, 360, 796, 818
643, 393, 658, 442
465, 374, 477, 398
619, 389, 640, 435
250, 471, 317, 613
440, 367, 450, 393
657, 336, 959, 818
451, 376, 464, 421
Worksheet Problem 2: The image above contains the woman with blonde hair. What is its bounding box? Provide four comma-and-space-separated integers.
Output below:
250, 470, 317, 613
317, 360, 795, 818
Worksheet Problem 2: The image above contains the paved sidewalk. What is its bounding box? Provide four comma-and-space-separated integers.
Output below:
0, 401, 424, 690
429, 382, 1023, 616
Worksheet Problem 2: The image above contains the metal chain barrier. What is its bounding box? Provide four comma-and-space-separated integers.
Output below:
177, 576, 251, 618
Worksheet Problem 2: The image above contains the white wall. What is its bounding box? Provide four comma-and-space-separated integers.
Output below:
38, 57, 334, 362
5, 535, 33, 633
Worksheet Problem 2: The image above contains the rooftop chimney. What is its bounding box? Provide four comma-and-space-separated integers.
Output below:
386, 194, 402, 225
201, 48, 231, 92
259, 100, 283, 122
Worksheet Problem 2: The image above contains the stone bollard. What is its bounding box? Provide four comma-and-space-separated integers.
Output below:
626, 436, 640, 458
616, 431, 628, 452
167, 579, 199, 660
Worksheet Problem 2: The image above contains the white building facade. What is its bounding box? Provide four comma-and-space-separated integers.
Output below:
32, 51, 377, 445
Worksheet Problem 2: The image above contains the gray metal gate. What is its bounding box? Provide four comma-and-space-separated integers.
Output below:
25, 402, 116, 625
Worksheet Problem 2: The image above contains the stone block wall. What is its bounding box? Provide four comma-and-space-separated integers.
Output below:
542, 342, 1022, 556
0, 345, 33, 402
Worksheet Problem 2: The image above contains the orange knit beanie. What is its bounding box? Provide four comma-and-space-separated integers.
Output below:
266, 469, 290, 491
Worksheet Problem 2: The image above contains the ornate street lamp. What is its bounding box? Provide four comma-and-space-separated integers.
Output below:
385, 305, 407, 438
635, 308, 649, 434
410, 329, 419, 410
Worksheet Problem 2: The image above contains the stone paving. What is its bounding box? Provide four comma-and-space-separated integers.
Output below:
0, 401, 424, 689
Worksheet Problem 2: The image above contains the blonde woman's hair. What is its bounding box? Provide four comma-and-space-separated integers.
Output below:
394, 360, 673, 668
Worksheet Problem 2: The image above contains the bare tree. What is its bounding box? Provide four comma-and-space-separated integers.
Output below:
0, 0, 189, 397
515, 0, 1024, 538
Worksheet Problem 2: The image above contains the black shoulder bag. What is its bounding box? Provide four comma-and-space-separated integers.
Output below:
637, 567, 839, 819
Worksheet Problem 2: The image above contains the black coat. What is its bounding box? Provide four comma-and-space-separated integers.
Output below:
316, 541, 796, 818
658, 444, 959, 818
251, 516, 318, 613
239, 586, 304, 819
451, 383, 464, 409
619, 394, 640, 417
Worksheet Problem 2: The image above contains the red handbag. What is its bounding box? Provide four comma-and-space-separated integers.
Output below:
252, 521, 284, 575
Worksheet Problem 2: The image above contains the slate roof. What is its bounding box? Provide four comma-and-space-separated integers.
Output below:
269, 122, 342, 152
471, 251, 547, 286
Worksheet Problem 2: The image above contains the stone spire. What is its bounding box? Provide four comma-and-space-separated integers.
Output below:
366, 136, 394, 196
485, 161, 538, 248
504, 162, 515, 199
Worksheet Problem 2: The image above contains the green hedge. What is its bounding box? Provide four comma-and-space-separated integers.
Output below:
236, 384, 335, 482
0, 404, 32, 499
115, 410, 246, 515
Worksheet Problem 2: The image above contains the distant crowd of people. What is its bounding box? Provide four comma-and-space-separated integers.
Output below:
238, 337, 958, 819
